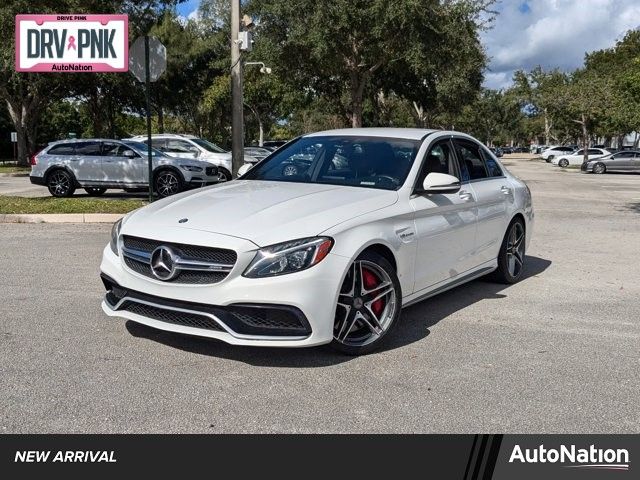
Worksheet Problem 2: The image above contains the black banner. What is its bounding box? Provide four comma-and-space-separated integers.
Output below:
0, 434, 636, 478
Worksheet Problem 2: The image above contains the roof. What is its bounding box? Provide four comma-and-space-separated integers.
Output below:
128, 133, 198, 139
304, 128, 438, 140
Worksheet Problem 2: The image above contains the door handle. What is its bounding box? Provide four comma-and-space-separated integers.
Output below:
500, 185, 512, 195
459, 190, 473, 202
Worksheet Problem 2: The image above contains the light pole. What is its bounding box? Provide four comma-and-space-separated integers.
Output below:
230, 0, 244, 177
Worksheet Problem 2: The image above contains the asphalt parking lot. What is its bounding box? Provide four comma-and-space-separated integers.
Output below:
1, 158, 639, 433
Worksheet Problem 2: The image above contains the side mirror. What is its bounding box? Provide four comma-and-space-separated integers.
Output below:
421, 173, 461, 194
123, 150, 136, 158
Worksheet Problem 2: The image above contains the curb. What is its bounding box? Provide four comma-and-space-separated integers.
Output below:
0, 213, 123, 224
0, 172, 29, 177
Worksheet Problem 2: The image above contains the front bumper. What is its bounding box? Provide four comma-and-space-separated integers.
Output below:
100, 240, 350, 347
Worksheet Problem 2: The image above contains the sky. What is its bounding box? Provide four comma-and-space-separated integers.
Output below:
177, 0, 640, 90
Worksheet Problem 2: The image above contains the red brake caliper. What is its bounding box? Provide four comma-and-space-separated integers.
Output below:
362, 268, 384, 317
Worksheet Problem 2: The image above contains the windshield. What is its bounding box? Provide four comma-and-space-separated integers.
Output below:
191, 138, 226, 153
242, 136, 420, 190
123, 141, 166, 157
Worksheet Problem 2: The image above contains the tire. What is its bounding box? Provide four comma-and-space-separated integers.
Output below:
593, 162, 606, 174
154, 169, 183, 198
331, 251, 402, 355
47, 169, 76, 197
217, 168, 232, 182
84, 187, 106, 196
558, 158, 569, 168
546, 155, 554, 162
489, 218, 526, 284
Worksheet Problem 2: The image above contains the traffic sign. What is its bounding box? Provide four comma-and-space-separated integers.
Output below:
129, 36, 166, 82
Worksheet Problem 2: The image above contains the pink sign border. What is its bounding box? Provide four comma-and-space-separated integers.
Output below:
15, 14, 129, 73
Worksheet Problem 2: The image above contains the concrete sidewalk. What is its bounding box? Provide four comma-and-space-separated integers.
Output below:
0, 213, 123, 223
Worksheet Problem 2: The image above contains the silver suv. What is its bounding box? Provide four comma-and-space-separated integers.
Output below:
126, 134, 236, 181
29, 139, 220, 198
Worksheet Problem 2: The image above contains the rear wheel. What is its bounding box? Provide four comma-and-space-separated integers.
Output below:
490, 218, 526, 284
84, 187, 106, 196
558, 158, 569, 168
47, 170, 76, 197
593, 162, 606, 174
154, 169, 183, 198
331, 251, 401, 355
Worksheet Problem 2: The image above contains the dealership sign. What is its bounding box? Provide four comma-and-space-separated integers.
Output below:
15, 14, 128, 72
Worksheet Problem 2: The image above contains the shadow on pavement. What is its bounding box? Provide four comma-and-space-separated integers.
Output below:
125, 255, 552, 367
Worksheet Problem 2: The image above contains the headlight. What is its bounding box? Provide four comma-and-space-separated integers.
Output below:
180, 165, 203, 172
243, 237, 333, 278
109, 218, 122, 256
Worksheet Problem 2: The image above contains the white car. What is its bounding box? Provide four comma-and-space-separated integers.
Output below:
29, 139, 220, 198
101, 128, 534, 355
541, 146, 575, 162
552, 148, 610, 167
126, 134, 256, 181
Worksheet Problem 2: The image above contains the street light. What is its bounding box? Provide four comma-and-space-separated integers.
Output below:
245, 62, 272, 74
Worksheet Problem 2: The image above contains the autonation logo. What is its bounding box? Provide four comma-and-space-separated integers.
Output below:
509, 444, 630, 471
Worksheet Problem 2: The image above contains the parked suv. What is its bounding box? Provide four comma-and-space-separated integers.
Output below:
30, 139, 219, 198
126, 134, 256, 181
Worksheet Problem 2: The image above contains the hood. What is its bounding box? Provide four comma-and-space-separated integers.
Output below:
126, 180, 398, 246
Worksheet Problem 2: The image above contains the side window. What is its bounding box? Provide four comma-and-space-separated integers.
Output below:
481, 148, 503, 177
74, 142, 102, 156
149, 138, 166, 151
47, 144, 75, 155
165, 139, 196, 154
454, 140, 487, 181
587, 149, 602, 155
419, 140, 457, 184
102, 142, 121, 156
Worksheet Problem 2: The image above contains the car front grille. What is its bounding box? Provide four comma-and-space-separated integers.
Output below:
102, 275, 311, 337
121, 235, 236, 285
121, 301, 225, 331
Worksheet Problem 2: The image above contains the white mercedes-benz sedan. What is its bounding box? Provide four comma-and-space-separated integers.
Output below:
100, 128, 534, 354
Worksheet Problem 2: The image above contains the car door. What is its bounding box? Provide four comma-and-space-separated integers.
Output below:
71, 141, 103, 182
454, 138, 511, 266
410, 138, 478, 292
633, 153, 640, 172
101, 141, 145, 185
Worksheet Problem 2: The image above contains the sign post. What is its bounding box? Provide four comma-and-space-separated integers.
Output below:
129, 36, 166, 203
10, 132, 17, 164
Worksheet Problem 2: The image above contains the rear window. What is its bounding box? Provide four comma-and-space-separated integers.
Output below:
47, 144, 75, 155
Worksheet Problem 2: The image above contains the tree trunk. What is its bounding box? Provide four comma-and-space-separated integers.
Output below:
5, 100, 30, 166
157, 105, 164, 134
348, 71, 367, 128
543, 108, 551, 145
581, 113, 589, 164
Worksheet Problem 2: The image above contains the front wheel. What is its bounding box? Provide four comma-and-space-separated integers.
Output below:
593, 162, 606, 174
331, 251, 401, 355
217, 168, 232, 182
558, 158, 569, 168
546, 155, 554, 162
154, 170, 183, 198
490, 219, 526, 284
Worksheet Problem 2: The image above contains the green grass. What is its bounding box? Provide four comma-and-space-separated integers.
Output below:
0, 164, 30, 174
0, 196, 146, 214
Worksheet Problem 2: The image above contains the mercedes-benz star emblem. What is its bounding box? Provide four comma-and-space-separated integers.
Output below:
150, 246, 178, 281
